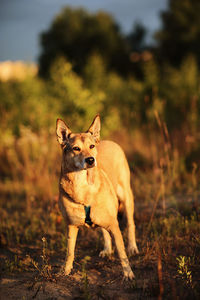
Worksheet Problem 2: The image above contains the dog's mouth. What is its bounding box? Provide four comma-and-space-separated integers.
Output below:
85, 163, 95, 169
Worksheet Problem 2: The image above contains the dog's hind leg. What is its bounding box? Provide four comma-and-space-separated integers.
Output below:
64, 225, 79, 275
117, 184, 139, 255
99, 228, 112, 257
124, 187, 139, 255
109, 221, 135, 280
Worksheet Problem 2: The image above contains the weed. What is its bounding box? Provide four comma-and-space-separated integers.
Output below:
4, 255, 23, 273
81, 256, 91, 300
28, 237, 54, 281
176, 256, 193, 287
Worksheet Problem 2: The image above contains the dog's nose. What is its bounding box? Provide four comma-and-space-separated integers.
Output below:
85, 157, 95, 166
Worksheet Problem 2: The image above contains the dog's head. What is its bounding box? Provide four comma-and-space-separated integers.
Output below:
56, 115, 100, 172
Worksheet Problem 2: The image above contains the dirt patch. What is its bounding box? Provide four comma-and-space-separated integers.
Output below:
1, 232, 158, 300
1, 260, 156, 300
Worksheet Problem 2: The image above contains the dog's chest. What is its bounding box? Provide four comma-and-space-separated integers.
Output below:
61, 170, 99, 206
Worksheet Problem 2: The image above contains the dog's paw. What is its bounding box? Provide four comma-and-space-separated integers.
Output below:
64, 266, 72, 276
123, 269, 135, 281
58, 263, 72, 276
57, 265, 71, 276
128, 245, 139, 256
99, 249, 112, 258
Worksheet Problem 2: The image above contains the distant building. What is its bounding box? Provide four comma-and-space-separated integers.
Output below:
0, 61, 38, 81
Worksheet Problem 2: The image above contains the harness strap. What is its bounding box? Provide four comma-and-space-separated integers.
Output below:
84, 206, 93, 226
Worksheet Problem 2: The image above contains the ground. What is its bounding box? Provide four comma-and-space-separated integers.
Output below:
0, 194, 200, 299
0, 240, 160, 300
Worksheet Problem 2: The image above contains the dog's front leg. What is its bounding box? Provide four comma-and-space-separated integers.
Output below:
64, 225, 79, 275
109, 221, 135, 280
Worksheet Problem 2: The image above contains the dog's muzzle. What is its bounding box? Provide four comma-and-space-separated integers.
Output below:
85, 157, 95, 166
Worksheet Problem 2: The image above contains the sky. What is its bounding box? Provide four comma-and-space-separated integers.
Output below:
0, 0, 168, 62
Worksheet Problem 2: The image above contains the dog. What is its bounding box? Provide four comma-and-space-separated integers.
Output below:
56, 115, 138, 280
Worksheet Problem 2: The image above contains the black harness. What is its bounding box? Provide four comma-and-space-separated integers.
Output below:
84, 206, 93, 226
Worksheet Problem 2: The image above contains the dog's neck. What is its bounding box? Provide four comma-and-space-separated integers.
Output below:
60, 167, 100, 206
62, 167, 96, 184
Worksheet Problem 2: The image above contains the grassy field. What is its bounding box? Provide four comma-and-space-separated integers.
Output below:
0, 126, 200, 300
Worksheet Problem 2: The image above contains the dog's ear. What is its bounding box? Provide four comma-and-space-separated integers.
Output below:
87, 114, 101, 143
56, 119, 71, 146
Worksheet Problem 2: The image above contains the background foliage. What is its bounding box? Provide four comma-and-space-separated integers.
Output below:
1, 0, 200, 202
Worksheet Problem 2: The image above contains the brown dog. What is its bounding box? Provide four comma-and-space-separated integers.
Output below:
56, 115, 138, 279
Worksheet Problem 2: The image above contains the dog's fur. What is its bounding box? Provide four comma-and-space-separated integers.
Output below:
56, 115, 138, 279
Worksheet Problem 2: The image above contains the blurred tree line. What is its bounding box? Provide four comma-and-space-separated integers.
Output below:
39, 1, 200, 76
0, 0, 200, 171
39, 8, 131, 78
155, 0, 200, 67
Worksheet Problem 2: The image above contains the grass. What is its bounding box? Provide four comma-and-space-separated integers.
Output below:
0, 125, 200, 299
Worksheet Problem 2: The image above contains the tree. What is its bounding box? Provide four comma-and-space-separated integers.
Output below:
155, 0, 200, 66
127, 22, 147, 53
38, 7, 130, 78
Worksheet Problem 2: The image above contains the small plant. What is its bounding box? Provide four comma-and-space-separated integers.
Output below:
81, 256, 91, 300
176, 256, 193, 287
28, 237, 53, 281
4, 255, 23, 273
27, 237, 56, 298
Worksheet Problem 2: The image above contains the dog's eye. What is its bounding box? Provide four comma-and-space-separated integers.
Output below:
73, 146, 81, 151
90, 145, 95, 149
